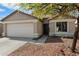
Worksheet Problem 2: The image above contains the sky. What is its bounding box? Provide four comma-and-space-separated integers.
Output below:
0, 3, 32, 19
0, 3, 15, 17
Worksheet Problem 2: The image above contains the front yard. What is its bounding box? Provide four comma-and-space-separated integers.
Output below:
9, 36, 79, 56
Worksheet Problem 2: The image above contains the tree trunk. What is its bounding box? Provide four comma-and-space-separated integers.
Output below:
71, 28, 78, 52
71, 5, 79, 52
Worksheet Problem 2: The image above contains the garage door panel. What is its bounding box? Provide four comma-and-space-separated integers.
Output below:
7, 23, 33, 37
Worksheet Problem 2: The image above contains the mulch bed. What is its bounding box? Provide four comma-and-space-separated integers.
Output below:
9, 36, 79, 56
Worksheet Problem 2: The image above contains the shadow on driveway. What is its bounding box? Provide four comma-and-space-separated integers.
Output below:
5, 36, 47, 43
2, 36, 63, 43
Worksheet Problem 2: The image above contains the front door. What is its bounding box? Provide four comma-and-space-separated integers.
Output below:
43, 18, 49, 36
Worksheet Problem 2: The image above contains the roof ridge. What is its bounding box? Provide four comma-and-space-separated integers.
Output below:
1, 9, 38, 21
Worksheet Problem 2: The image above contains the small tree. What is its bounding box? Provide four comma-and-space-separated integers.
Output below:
19, 3, 79, 52
71, 16, 79, 52
71, 5, 79, 52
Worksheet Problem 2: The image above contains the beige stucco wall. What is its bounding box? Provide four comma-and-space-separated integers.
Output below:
33, 21, 43, 37
0, 23, 3, 36
37, 21, 43, 36
3, 11, 37, 22
49, 22, 55, 36
68, 21, 75, 33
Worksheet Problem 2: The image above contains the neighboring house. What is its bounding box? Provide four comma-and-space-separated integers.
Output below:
0, 21, 3, 36
49, 16, 77, 37
1, 10, 43, 38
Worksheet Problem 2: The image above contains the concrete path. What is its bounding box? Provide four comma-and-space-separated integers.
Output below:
0, 36, 47, 56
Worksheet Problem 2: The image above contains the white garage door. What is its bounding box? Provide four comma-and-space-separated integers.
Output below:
7, 23, 34, 37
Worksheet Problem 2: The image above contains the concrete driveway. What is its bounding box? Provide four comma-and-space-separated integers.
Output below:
0, 37, 27, 56
0, 36, 47, 56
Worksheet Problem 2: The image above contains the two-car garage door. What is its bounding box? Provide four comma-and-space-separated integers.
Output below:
7, 23, 33, 37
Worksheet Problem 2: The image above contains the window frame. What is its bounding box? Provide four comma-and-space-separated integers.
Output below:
56, 21, 67, 32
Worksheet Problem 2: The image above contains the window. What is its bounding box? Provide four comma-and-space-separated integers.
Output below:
56, 22, 67, 32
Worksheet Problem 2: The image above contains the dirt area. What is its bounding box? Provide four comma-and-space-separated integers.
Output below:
9, 36, 79, 56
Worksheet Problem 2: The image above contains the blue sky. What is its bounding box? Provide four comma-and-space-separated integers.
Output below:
0, 3, 32, 18
0, 3, 14, 17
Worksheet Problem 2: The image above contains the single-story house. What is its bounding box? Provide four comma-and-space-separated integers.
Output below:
49, 16, 76, 37
0, 22, 3, 36
1, 10, 43, 38
0, 9, 77, 38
